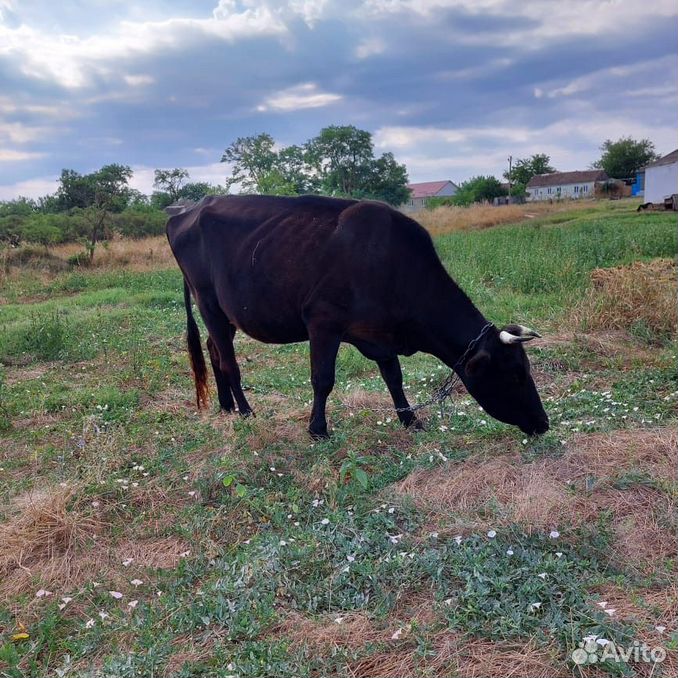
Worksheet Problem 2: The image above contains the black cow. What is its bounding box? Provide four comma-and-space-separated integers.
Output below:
166, 195, 549, 438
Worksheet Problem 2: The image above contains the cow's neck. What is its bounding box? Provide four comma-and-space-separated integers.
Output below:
415, 273, 490, 370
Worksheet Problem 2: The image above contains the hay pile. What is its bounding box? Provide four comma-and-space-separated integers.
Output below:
573, 258, 676, 341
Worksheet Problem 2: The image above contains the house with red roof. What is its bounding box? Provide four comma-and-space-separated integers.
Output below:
404, 180, 458, 210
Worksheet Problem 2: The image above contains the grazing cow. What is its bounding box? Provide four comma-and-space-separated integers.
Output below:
166, 195, 549, 438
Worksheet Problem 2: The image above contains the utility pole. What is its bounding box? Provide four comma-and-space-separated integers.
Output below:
507, 155, 513, 200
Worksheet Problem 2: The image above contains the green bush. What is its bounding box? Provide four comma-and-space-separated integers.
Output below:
0, 207, 167, 247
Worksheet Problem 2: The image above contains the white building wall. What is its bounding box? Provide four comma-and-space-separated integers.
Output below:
528, 181, 595, 201
644, 162, 678, 204
436, 182, 457, 197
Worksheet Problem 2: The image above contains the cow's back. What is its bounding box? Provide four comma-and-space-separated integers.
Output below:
166, 195, 443, 344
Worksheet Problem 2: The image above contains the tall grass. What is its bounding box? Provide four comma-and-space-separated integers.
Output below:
415, 198, 634, 236
434, 212, 676, 324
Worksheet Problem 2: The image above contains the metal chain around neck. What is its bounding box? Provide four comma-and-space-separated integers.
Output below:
380, 321, 494, 415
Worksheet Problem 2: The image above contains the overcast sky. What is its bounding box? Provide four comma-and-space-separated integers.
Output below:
0, 0, 676, 199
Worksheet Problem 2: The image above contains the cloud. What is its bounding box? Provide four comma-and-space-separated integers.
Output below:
0, 1, 675, 197
123, 74, 155, 87
257, 82, 342, 112
362, 0, 677, 47
355, 37, 386, 59
129, 161, 228, 195
0, 175, 55, 198
0, 149, 46, 162
0, 121, 51, 144
0, 3, 288, 89
375, 112, 678, 183
537, 55, 675, 99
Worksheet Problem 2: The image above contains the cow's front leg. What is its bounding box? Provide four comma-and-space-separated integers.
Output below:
377, 356, 424, 430
307, 328, 341, 439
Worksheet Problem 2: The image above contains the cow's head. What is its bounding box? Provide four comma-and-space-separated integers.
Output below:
457, 324, 549, 435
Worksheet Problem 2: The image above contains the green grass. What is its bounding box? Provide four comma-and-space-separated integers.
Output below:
0, 201, 676, 677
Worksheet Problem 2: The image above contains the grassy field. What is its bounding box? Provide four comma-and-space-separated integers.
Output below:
0, 200, 676, 677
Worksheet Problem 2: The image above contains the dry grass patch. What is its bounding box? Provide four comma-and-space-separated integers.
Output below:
416, 199, 597, 236
346, 634, 564, 678
113, 536, 191, 569
278, 598, 565, 677
279, 610, 385, 652
52, 235, 175, 271
339, 387, 392, 411
573, 258, 677, 342
394, 428, 677, 572
162, 634, 225, 678
591, 582, 677, 631
0, 485, 104, 600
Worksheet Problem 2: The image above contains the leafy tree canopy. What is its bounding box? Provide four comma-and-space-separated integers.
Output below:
221, 125, 409, 205
153, 168, 189, 202
54, 164, 133, 213
504, 154, 556, 196
592, 137, 659, 179
451, 176, 507, 206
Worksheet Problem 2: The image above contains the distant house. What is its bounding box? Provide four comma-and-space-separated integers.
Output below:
404, 180, 458, 211
642, 149, 678, 205
526, 170, 608, 201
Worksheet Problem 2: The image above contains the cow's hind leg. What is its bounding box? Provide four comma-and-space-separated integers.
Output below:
206, 335, 235, 413
376, 357, 424, 430
197, 297, 253, 417
307, 326, 341, 439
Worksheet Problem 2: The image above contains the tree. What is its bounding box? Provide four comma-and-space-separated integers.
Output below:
0, 197, 38, 217
592, 137, 659, 179
305, 125, 375, 197
255, 170, 299, 196
79, 164, 133, 261
361, 152, 410, 205
452, 176, 507, 206
504, 154, 556, 196
221, 133, 277, 193
276, 145, 317, 194
153, 168, 189, 203
55, 169, 96, 211
221, 126, 409, 205
179, 182, 228, 201
306, 126, 409, 204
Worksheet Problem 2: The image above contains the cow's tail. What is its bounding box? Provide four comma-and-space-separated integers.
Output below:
183, 279, 209, 409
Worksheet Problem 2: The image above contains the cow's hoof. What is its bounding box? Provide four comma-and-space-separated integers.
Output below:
238, 408, 254, 418
407, 417, 426, 432
309, 428, 330, 440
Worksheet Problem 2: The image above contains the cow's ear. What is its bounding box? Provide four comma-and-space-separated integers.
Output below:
465, 350, 490, 377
